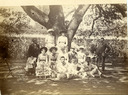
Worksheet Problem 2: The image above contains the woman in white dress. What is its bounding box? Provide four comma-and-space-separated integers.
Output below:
45, 29, 55, 50
36, 47, 50, 79
57, 31, 68, 51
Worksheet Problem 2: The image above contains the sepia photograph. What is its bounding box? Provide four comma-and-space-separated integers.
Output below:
0, 3, 127, 95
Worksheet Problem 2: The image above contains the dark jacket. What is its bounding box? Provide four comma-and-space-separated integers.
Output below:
28, 43, 40, 58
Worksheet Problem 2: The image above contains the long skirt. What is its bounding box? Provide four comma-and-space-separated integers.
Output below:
36, 61, 50, 77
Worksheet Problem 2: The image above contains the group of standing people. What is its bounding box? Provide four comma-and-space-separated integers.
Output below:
25, 29, 110, 80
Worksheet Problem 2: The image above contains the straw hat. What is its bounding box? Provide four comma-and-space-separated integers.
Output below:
47, 29, 54, 33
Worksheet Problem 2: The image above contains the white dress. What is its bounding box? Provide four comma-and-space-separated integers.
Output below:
36, 54, 50, 76
57, 36, 68, 49
77, 52, 86, 64
45, 35, 55, 49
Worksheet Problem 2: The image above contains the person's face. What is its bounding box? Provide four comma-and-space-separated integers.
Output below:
33, 40, 37, 44
41, 49, 46, 54
61, 33, 65, 36
72, 59, 76, 63
70, 48, 73, 52
52, 49, 56, 53
79, 49, 83, 52
49, 32, 53, 35
60, 58, 65, 63
101, 39, 104, 43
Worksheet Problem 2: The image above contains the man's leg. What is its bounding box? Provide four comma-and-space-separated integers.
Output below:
102, 56, 105, 71
97, 55, 101, 69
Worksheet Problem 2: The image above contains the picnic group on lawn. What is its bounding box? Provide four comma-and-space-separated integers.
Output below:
25, 29, 110, 80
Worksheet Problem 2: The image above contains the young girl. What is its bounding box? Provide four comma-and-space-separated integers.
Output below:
25, 56, 36, 76
49, 47, 58, 78
36, 47, 50, 79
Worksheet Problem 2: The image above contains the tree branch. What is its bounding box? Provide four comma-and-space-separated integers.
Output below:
48, 5, 66, 32
112, 4, 127, 17
21, 6, 52, 29
67, 5, 91, 50
89, 15, 101, 37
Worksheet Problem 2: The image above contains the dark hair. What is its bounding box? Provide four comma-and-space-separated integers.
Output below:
101, 38, 104, 40
49, 47, 57, 52
86, 57, 91, 62
40, 47, 47, 53
32, 38, 37, 43
60, 56, 65, 59
60, 30, 66, 34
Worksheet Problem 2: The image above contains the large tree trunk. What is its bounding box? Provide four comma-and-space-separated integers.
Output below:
21, 5, 90, 50
67, 5, 90, 50
22, 5, 66, 45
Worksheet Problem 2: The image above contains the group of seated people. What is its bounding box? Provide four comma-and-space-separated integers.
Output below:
25, 29, 102, 80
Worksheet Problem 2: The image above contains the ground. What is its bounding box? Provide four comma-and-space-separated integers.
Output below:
0, 62, 128, 95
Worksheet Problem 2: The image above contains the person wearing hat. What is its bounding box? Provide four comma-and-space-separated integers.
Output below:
45, 29, 55, 49
77, 46, 86, 64
48, 46, 58, 78
57, 30, 68, 51
36, 47, 50, 79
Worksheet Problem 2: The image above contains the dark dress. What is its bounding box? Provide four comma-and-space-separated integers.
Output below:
28, 43, 40, 58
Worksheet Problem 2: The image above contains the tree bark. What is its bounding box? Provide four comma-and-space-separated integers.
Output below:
21, 6, 52, 29
22, 5, 66, 45
67, 5, 90, 50
21, 5, 90, 50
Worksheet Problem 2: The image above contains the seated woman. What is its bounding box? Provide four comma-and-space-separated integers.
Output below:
49, 46, 58, 78
25, 56, 36, 76
36, 47, 50, 79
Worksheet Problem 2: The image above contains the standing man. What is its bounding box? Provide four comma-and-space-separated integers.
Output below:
28, 38, 40, 58
96, 38, 110, 71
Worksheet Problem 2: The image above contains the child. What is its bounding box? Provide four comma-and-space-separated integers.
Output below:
36, 47, 50, 79
25, 56, 36, 76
